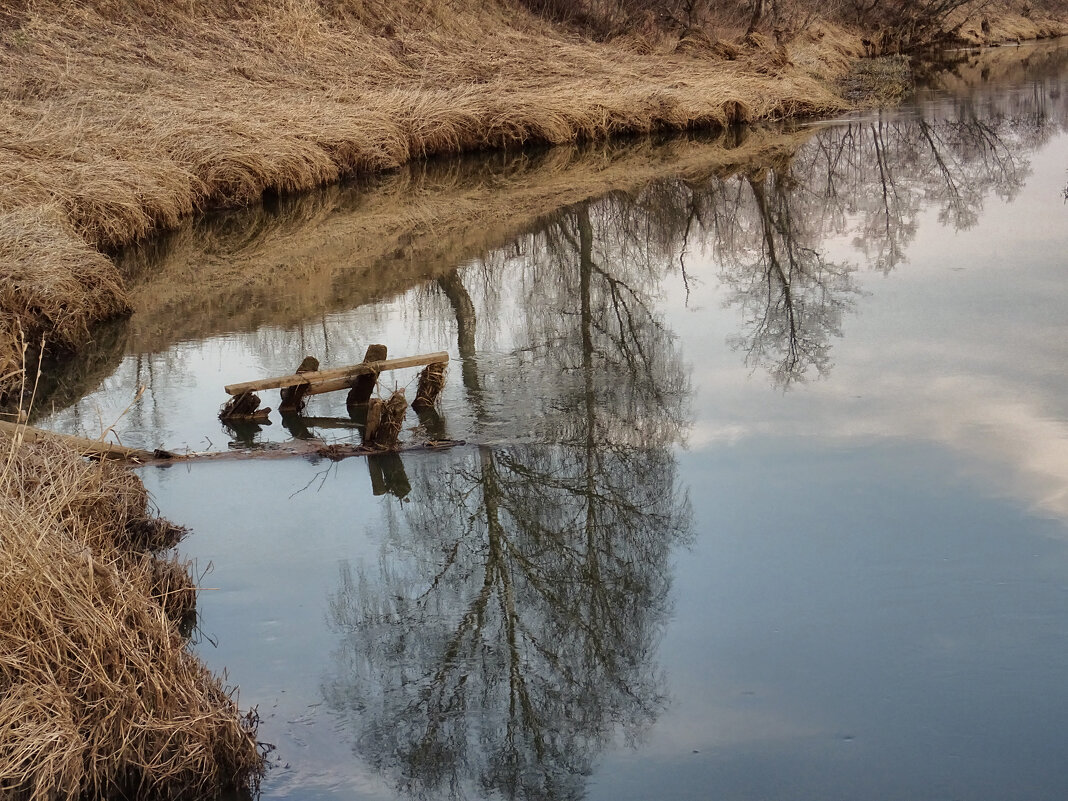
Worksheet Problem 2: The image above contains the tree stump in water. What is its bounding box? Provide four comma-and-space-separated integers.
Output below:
411, 361, 447, 412
362, 389, 407, 450
279, 356, 319, 414
219, 391, 269, 422
346, 344, 387, 408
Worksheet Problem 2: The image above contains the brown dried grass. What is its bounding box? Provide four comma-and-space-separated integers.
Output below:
0, 432, 264, 800
0, 207, 130, 401
950, 3, 1068, 46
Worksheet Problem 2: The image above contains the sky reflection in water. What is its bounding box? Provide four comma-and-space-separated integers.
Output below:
40, 39, 1068, 801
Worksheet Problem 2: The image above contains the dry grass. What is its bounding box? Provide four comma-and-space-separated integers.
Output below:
0, 206, 130, 396
946, 1, 1068, 46
0, 431, 264, 800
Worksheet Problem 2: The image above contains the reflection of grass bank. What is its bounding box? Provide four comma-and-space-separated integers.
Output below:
0, 433, 264, 798
915, 35, 1068, 93
949, 5, 1068, 47
837, 55, 914, 106
22, 129, 821, 420
117, 129, 816, 357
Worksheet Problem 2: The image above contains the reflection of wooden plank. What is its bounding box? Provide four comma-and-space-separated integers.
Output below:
295, 417, 364, 430
224, 352, 450, 396
140, 438, 465, 466
0, 420, 163, 462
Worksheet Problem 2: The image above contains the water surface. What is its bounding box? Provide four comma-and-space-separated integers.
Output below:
41, 39, 1068, 800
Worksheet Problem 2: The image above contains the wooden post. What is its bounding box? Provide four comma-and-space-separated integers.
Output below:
219, 391, 270, 422
279, 356, 320, 414
347, 344, 387, 407
362, 390, 407, 450
363, 400, 383, 445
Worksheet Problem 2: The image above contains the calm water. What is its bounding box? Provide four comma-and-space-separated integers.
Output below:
41, 40, 1068, 800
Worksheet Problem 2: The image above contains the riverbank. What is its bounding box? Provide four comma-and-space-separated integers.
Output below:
0, 431, 264, 798
1, 2, 1066, 392
0, 2, 861, 397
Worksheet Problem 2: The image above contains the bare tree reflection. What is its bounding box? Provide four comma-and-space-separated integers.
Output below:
319, 85, 1064, 788
708, 86, 1059, 385
32, 63, 1068, 431
718, 169, 859, 388
322, 203, 692, 800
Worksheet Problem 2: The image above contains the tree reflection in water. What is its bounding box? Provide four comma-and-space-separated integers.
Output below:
717, 95, 1058, 384
323, 203, 693, 800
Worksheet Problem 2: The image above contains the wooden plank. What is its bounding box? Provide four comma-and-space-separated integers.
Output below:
0, 420, 163, 462
224, 351, 450, 396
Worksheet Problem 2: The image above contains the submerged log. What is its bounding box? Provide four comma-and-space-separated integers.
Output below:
1, 419, 463, 467
346, 344, 388, 407
223, 352, 450, 396
0, 420, 168, 463
136, 437, 465, 466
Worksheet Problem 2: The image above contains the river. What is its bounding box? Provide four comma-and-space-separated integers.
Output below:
40, 38, 1068, 800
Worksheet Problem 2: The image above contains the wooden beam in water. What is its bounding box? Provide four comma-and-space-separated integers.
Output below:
223, 351, 450, 396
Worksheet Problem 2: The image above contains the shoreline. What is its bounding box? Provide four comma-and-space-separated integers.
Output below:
1, 5, 1066, 393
